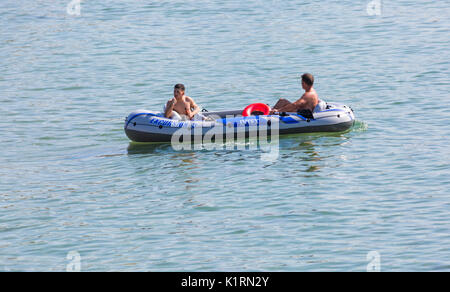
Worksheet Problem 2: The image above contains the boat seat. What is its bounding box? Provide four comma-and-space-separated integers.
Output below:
313, 100, 327, 113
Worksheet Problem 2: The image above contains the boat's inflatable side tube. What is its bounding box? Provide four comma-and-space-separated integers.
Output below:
124, 104, 355, 142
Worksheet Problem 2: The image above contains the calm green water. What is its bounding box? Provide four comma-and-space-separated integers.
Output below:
1, 0, 449, 271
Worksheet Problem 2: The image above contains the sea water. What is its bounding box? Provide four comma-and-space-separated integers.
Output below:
0, 0, 449, 271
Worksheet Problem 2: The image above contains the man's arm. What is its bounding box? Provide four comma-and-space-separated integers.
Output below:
187, 97, 200, 119
165, 98, 176, 118
292, 97, 308, 109
275, 97, 306, 112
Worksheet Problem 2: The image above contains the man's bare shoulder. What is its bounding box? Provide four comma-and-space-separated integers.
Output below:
185, 96, 198, 104
303, 90, 318, 98
294, 92, 314, 103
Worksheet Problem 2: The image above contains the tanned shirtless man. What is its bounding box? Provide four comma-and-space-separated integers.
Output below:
270, 73, 319, 117
164, 84, 201, 120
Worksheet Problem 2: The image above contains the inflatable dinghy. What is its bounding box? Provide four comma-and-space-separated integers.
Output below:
124, 101, 355, 143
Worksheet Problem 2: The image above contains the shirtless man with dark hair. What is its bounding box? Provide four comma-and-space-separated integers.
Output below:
165, 84, 201, 120
270, 73, 319, 115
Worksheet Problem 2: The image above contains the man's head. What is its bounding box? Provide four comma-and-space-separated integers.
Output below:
301, 73, 314, 90
174, 83, 185, 99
